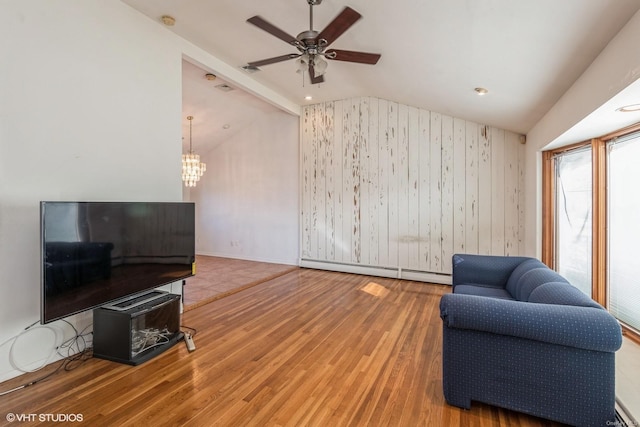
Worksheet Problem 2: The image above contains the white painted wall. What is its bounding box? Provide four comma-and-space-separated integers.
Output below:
300, 98, 525, 282
524, 10, 640, 258
0, 1, 299, 383
187, 111, 299, 265
0, 1, 184, 382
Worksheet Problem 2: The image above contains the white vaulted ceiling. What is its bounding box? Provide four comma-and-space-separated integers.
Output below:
180, 61, 284, 153
122, 0, 640, 148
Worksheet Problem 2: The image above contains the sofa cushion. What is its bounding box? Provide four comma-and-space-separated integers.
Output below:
505, 258, 548, 297
508, 266, 569, 301
454, 284, 514, 300
528, 282, 603, 308
452, 254, 532, 287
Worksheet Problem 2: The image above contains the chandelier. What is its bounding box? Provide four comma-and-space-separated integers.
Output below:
181, 115, 206, 187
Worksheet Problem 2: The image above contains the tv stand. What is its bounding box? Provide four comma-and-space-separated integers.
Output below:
93, 292, 182, 365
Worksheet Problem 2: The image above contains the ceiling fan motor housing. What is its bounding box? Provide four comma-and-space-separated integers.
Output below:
297, 30, 319, 45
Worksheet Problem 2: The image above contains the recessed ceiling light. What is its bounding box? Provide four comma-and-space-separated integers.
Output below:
215, 84, 234, 92
474, 87, 489, 96
205, 73, 217, 81
305, 95, 313, 101
616, 104, 640, 113
222, 124, 231, 130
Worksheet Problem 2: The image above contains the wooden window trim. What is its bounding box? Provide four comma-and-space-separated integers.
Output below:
541, 151, 555, 269
622, 325, 640, 346
601, 121, 640, 140
591, 138, 606, 307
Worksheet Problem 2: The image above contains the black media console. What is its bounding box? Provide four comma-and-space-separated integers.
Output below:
93, 291, 182, 365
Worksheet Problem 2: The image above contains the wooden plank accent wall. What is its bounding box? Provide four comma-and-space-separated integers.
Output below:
301, 97, 525, 277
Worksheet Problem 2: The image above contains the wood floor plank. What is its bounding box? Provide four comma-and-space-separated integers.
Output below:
0, 268, 564, 426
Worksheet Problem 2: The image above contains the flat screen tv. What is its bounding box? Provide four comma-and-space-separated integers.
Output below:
40, 201, 195, 324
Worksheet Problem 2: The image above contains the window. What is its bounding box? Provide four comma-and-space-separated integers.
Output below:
543, 124, 640, 340
608, 133, 640, 332
555, 148, 592, 296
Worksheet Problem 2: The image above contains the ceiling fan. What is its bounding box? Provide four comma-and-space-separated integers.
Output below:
245, 0, 381, 84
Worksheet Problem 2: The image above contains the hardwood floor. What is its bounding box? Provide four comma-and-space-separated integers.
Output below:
0, 269, 563, 426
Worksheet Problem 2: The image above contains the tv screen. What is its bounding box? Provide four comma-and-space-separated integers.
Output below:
40, 201, 195, 324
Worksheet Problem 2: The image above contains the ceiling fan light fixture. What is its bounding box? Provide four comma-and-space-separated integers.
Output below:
296, 54, 310, 73
314, 56, 328, 76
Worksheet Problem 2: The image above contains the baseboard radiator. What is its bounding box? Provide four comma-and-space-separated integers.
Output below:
616, 399, 638, 427
299, 259, 452, 285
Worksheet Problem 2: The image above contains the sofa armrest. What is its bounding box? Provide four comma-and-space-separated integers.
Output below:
452, 253, 533, 288
440, 293, 622, 353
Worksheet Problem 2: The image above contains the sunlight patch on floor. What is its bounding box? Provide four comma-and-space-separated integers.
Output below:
360, 282, 390, 298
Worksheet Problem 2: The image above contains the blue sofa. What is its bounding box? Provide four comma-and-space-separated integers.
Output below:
439, 253, 622, 427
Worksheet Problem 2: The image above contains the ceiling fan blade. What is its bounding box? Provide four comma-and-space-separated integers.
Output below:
317, 7, 361, 47
248, 54, 300, 68
247, 16, 298, 46
326, 49, 381, 65
309, 63, 325, 85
